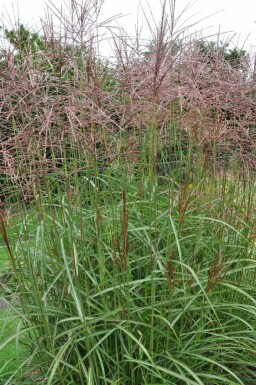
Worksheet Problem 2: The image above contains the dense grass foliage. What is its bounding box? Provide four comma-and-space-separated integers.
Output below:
0, 312, 28, 380
0, 0, 255, 384
0, 163, 255, 384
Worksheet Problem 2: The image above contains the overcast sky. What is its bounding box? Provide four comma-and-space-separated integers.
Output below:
0, 0, 256, 54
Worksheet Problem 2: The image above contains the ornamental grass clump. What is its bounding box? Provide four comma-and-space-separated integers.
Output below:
0, 0, 255, 384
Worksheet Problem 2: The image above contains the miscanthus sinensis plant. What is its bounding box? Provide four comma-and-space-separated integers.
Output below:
0, 0, 255, 384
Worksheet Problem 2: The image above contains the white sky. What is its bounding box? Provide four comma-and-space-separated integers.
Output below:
0, 0, 256, 55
